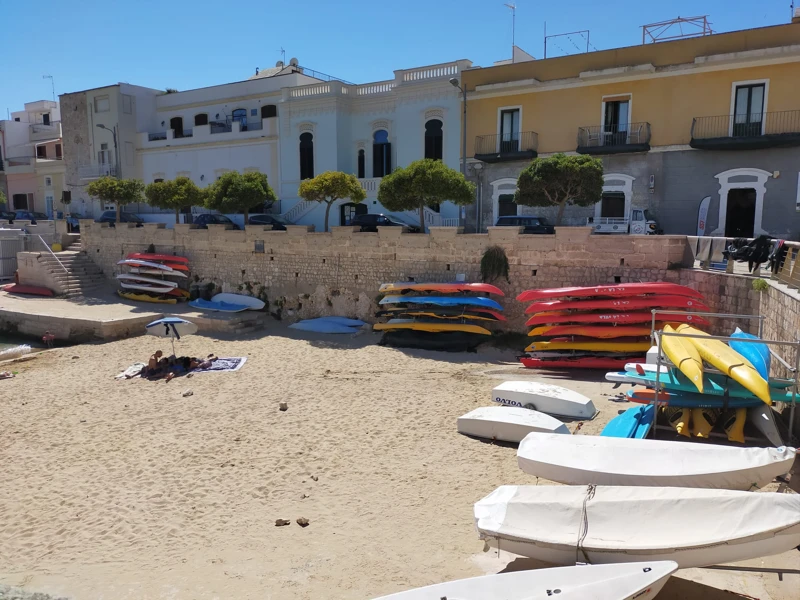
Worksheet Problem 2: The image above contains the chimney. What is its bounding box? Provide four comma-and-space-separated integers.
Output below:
794, 7, 800, 23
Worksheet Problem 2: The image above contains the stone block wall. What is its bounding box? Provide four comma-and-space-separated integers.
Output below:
81, 220, 694, 330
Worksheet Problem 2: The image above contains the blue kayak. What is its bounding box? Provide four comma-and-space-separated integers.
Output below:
730, 328, 770, 380
379, 295, 503, 311
601, 405, 654, 438
289, 319, 361, 334
189, 298, 249, 313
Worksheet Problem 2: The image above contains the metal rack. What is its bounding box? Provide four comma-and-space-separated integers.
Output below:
648, 309, 799, 445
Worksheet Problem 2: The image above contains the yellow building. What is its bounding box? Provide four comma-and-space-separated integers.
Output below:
461, 15, 800, 237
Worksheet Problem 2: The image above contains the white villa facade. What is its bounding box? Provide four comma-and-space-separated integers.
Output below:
60, 59, 471, 230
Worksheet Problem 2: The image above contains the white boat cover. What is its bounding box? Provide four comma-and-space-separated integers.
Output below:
116, 274, 178, 288
458, 407, 569, 442
517, 433, 795, 489
492, 381, 597, 419
475, 485, 800, 568
119, 282, 175, 293
212, 293, 266, 310
372, 561, 677, 600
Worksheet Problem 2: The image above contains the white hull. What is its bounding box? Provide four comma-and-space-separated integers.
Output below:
475, 485, 800, 569
517, 433, 795, 489
372, 561, 677, 600
117, 259, 173, 271
458, 407, 569, 442
748, 404, 785, 447
116, 274, 178, 288
119, 282, 175, 294
492, 381, 597, 419
129, 267, 187, 278
212, 293, 266, 310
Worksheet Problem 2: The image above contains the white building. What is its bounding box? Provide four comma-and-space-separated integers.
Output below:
62, 59, 472, 229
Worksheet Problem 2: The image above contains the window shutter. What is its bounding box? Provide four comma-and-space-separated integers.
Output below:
373, 144, 382, 177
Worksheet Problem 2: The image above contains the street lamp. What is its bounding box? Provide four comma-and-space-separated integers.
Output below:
449, 77, 467, 177
95, 124, 121, 178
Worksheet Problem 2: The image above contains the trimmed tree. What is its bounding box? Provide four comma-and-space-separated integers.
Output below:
205, 171, 277, 224
298, 171, 366, 232
377, 159, 475, 233
145, 177, 205, 225
0, 189, 6, 211
86, 176, 145, 223
515, 153, 604, 226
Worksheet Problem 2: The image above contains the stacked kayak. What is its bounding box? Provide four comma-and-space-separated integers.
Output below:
116, 252, 190, 303
518, 283, 709, 369
606, 325, 795, 445
376, 282, 504, 352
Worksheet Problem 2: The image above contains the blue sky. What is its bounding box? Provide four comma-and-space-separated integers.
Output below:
1, 0, 794, 114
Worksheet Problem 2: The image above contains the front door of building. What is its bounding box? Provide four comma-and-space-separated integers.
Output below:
340, 202, 367, 226
45, 194, 54, 219
725, 188, 756, 237
497, 194, 517, 219
600, 192, 626, 218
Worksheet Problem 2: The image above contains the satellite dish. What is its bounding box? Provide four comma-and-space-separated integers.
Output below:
275, 60, 284, 67
289, 57, 299, 66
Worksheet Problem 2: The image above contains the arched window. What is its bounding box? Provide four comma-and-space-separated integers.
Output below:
357, 149, 365, 179
261, 105, 277, 119
170, 116, 184, 138
232, 108, 248, 131
299, 132, 314, 179
194, 113, 208, 126
424, 119, 443, 160
372, 129, 391, 178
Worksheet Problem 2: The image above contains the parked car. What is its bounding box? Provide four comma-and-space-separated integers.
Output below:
494, 215, 555, 234
351, 213, 421, 233
192, 213, 241, 230
13, 210, 49, 222
1, 211, 14, 222
66, 212, 84, 233
248, 214, 291, 230
95, 211, 144, 227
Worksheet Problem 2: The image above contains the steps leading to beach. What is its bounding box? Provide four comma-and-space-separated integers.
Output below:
40, 250, 106, 298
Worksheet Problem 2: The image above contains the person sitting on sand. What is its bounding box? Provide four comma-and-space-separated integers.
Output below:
42, 331, 55, 348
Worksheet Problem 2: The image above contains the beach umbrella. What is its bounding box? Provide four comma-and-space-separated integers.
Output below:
145, 317, 198, 354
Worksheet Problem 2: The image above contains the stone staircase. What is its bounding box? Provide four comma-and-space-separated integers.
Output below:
39, 247, 106, 298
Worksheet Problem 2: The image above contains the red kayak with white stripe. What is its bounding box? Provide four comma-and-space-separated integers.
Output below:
525, 311, 710, 327
524, 295, 709, 315
518, 283, 703, 303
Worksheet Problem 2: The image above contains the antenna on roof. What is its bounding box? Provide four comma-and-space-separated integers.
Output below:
280, 47, 286, 65
641, 16, 713, 44
503, 3, 516, 62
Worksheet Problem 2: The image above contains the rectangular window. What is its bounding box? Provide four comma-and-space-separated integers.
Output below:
95, 95, 110, 113
36, 145, 47, 159
55, 144, 62, 159
499, 109, 520, 153
122, 94, 133, 114
250, 109, 258, 116
45, 177, 52, 187
42, 113, 51, 125
733, 84, 765, 136
357, 151, 365, 178
603, 100, 630, 145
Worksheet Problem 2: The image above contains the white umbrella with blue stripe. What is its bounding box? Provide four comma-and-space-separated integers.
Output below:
145, 317, 197, 354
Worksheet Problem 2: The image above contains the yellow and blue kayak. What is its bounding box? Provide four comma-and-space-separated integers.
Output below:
374, 319, 491, 335
661, 324, 704, 393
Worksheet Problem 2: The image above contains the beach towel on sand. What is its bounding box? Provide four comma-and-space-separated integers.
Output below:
115, 362, 146, 379
193, 357, 247, 373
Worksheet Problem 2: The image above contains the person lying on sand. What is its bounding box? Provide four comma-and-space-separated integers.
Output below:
0, 371, 14, 380
190, 354, 218, 370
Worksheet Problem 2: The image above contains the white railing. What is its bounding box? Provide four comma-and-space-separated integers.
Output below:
401, 64, 458, 82
290, 84, 331, 98
281, 200, 315, 223
441, 218, 460, 227
402, 207, 442, 227
356, 82, 394, 96
359, 177, 381, 194
78, 164, 117, 179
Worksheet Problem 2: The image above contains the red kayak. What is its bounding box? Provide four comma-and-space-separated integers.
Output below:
127, 253, 189, 264
525, 311, 710, 327
517, 283, 703, 303
524, 295, 709, 315
3, 284, 54, 297
528, 324, 666, 339
379, 282, 504, 296
521, 356, 644, 370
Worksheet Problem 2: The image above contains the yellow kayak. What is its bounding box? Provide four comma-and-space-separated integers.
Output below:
662, 324, 704, 393
691, 407, 720, 438
677, 324, 771, 405
117, 290, 177, 304
374, 320, 491, 335
524, 340, 652, 353
661, 406, 691, 438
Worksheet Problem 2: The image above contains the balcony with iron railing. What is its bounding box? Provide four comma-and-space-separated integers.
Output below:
141, 118, 276, 148
474, 131, 538, 163
576, 122, 651, 155
690, 110, 800, 150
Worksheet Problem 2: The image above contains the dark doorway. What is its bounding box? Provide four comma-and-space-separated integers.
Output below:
600, 192, 626, 218
261, 105, 277, 119
372, 130, 391, 177
12, 194, 28, 209
42, 113, 50, 125
424, 119, 443, 160
340, 202, 367, 225
498, 193, 517, 218
36, 145, 47, 159
194, 113, 208, 126
357, 149, 365, 178
299, 132, 314, 179
725, 188, 756, 237
170, 116, 184, 137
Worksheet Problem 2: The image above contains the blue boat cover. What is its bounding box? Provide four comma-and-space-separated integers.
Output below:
289, 319, 361, 334
188, 298, 249, 312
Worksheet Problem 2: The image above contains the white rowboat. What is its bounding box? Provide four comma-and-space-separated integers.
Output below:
474, 485, 800, 568
492, 381, 597, 419
517, 433, 795, 489
458, 406, 569, 442
371, 561, 678, 600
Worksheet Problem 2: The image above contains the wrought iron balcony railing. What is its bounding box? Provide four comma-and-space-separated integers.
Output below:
577, 122, 651, 154
474, 131, 538, 162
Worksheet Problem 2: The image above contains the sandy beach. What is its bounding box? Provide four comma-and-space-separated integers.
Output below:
0, 325, 797, 600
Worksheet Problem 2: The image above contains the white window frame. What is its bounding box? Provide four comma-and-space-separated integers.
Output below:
490, 177, 520, 225
729, 79, 769, 136
600, 94, 633, 145
95, 95, 110, 113
711, 168, 772, 237
495, 105, 522, 152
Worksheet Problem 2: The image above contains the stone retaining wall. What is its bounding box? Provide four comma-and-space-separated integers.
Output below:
80, 221, 693, 330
